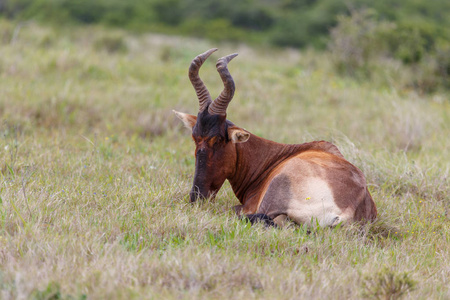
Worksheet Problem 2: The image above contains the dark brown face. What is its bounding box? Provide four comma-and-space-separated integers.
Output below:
189, 110, 236, 202
176, 48, 243, 202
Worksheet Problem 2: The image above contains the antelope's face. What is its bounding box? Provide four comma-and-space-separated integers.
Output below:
174, 49, 250, 202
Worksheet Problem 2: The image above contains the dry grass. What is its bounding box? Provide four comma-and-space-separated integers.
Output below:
1, 20, 449, 299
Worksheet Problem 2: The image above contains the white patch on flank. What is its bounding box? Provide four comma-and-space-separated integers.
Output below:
287, 177, 342, 227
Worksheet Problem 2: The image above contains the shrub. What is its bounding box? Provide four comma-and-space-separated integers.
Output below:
328, 8, 450, 92
93, 34, 128, 54
328, 9, 395, 76
434, 41, 450, 89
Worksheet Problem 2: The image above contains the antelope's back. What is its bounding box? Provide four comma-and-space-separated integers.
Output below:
256, 148, 376, 225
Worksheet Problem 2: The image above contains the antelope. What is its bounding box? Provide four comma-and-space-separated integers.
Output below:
173, 49, 377, 227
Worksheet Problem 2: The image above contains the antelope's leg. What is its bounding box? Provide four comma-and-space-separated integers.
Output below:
273, 214, 289, 227
233, 205, 244, 215
244, 214, 277, 227
232, 205, 277, 227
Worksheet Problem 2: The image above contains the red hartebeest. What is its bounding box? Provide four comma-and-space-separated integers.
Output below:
174, 49, 377, 227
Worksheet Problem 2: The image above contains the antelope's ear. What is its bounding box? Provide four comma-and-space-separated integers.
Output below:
228, 127, 250, 143
173, 110, 197, 130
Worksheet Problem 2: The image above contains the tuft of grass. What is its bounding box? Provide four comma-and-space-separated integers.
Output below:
361, 267, 416, 300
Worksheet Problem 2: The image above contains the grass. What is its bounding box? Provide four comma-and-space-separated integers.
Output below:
0, 19, 449, 299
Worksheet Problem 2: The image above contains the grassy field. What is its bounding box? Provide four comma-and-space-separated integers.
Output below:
1, 20, 449, 299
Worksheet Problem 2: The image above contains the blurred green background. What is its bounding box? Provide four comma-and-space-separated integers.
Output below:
1, 0, 450, 92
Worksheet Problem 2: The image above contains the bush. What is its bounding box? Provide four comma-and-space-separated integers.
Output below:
271, 0, 348, 48
328, 8, 450, 92
94, 34, 128, 54
328, 9, 394, 77
434, 41, 450, 89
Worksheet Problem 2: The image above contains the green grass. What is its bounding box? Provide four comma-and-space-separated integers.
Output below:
1, 20, 449, 299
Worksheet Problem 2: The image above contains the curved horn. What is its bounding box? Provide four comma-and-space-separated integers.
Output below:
189, 48, 218, 113
208, 53, 238, 116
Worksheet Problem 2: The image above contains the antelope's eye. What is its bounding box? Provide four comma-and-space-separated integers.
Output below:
192, 135, 200, 143
208, 136, 218, 147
